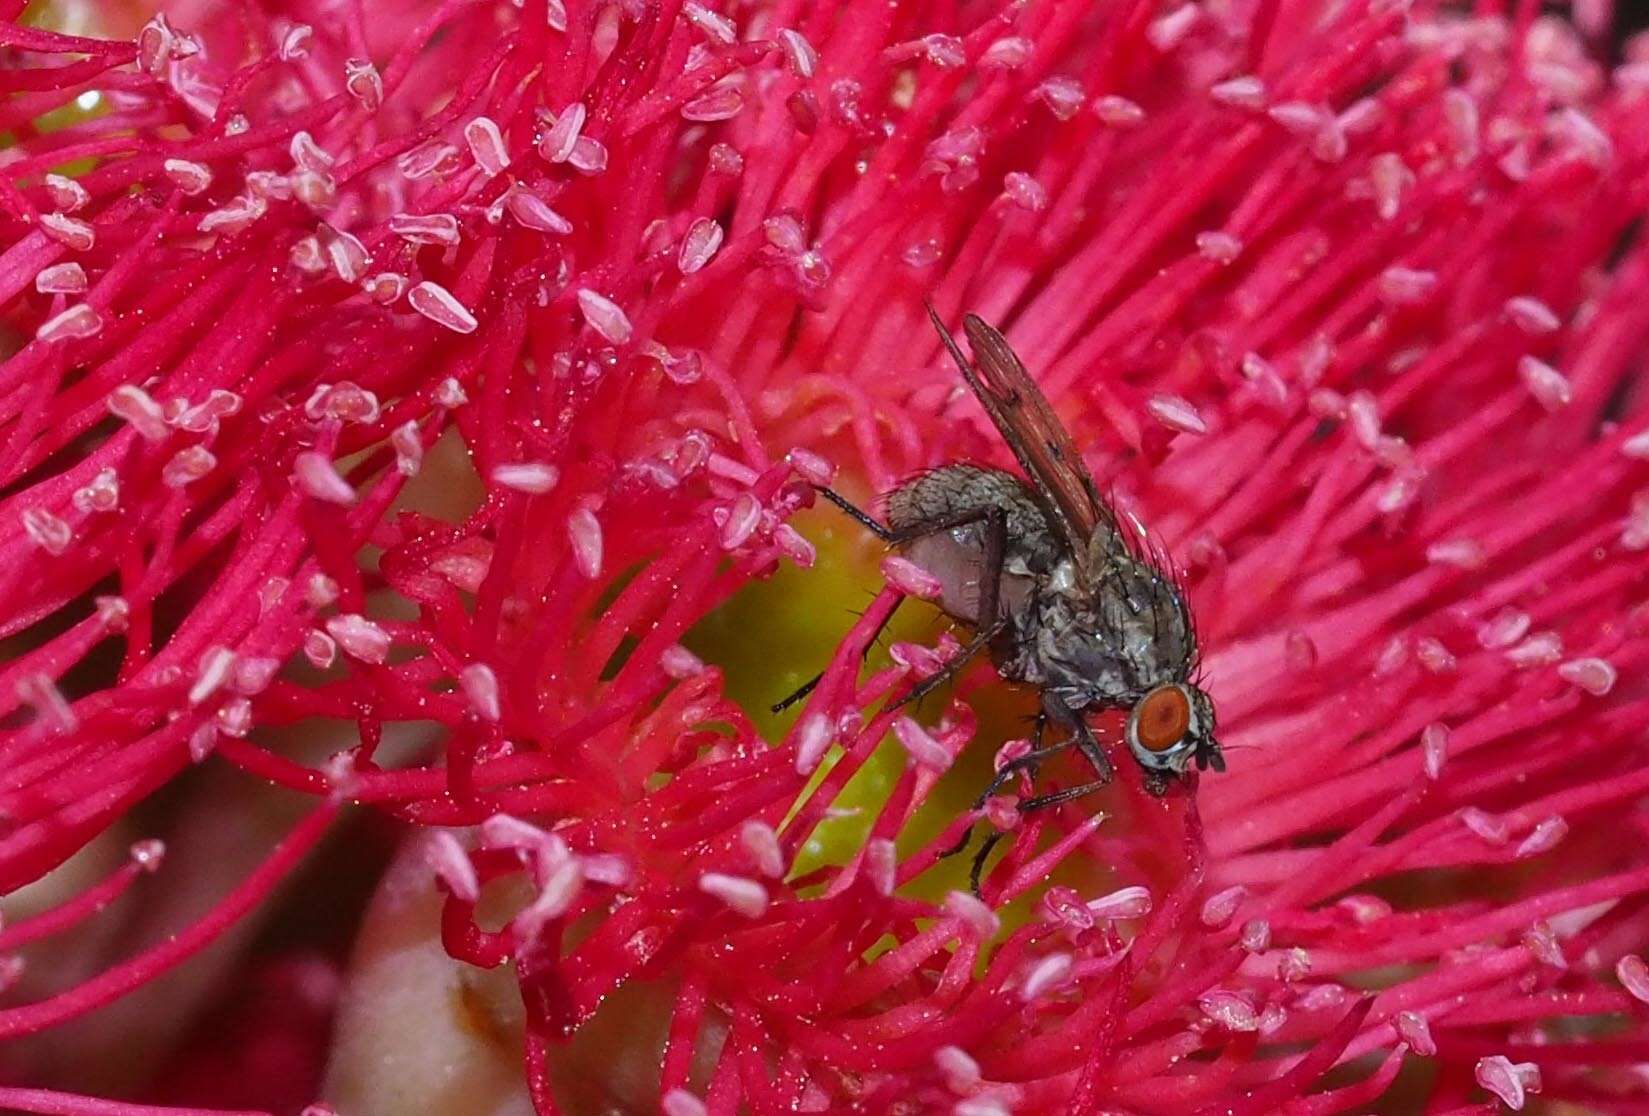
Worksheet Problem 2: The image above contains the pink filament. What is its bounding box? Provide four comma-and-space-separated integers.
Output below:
0, 0, 1647, 1112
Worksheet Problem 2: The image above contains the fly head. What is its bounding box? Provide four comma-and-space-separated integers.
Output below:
1125, 682, 1222, 790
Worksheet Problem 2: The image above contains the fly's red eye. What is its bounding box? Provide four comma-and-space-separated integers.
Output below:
1136, 686, 1191, 751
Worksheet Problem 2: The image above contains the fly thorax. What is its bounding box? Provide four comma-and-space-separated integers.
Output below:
1047, 557, 1078, 595
1031, 590, 1139, 709
1092, 558, 1194, 684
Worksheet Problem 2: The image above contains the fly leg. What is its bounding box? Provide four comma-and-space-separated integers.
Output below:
893, 617, 1007, 710
816, 486, 894, 542
1011, 705, 1111, 810
1047, 697, 1114, 784
972, 737, 1069, 809
966, 708, 1112, 895
966, 731, 1072, 894
770, 487, 901, 713
776, 493, 1009, 713
889, 506, 1008, 711
818, 486, 1010, 614
968, 712, 1113, 894
939, 711, 1055, 861
771, 601, 900, 713
970, 831, 1006, 895
768, 487, 901, 712
969, 753, 1110, 897
1020, 781, 1111, 811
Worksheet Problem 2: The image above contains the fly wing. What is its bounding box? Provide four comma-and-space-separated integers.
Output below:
926, 304, 1117, 565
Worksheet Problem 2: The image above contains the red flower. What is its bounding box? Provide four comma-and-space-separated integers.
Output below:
2, 0, 1649, 1113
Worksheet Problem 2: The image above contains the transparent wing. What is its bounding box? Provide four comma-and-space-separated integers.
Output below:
926, 304, 1117, 563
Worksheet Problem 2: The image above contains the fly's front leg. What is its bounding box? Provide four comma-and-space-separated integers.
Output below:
1011, 701, 1112, 816
938, 718, 1060, 862
1021, 780, 1110, 811
970, 831, 1006, 896
972, 737, 1069, 808
1047, 697, 1113, 785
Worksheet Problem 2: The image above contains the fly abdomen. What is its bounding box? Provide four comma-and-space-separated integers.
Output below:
885, 464, 1053, 629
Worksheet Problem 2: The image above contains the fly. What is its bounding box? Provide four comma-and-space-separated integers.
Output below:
778, 305, 1223, 886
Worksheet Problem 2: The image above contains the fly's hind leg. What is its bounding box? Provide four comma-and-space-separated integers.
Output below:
771, 487, 898, 713
817, 487, 894, 542
888, 505, 1008, 711
771, 599, 900, 713
776, 489, 1010, 714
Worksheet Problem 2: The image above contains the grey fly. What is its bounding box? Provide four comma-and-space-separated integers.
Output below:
778, 305, 1223, 885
